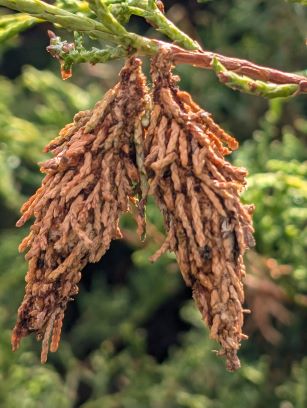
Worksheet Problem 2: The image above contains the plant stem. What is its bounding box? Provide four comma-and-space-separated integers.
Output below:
0, 0, 114, 40
0, 0, 158, 54
145, 1, 200, 50
109, 0, 200, 50
212, 57, 299, 98
47, 32, 127, 71
89, 0, 127, 36
1, 0, 306, 96
172, 47, 307, 94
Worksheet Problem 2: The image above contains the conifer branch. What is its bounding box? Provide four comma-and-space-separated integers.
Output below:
172, 47, 307, 95
0, 0, 157, 53
0, 0, 306, 97
47, 31, 127, 79
212, 57, 300, 98
108, 0, 201, 50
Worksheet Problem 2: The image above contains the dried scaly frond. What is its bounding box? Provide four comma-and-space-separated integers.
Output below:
12, 57, 148, 363
145, 49, 255, 371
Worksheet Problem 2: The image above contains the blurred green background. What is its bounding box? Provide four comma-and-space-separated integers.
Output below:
0, 1, 306, 407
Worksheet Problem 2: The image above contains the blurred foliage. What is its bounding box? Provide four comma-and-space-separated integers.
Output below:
0, 0, 306, 407
0, 13, 38, 44
235, 99, 307, 294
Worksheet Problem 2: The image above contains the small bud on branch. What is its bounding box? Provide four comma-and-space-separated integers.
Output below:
47, 31, 127, 78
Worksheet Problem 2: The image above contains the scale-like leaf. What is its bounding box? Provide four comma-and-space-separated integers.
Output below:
0, 13, 40, 43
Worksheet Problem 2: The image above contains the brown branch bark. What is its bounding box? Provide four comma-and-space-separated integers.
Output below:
169, 46, 307, 94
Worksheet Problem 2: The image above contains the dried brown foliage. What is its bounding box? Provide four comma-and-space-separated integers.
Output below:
13, 50, 255, 370
12, 57, 148, 362
144, 50, 255, 371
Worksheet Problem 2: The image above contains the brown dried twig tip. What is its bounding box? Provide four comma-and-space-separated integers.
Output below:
12, 57, 148, 363
145, 49, 255, 371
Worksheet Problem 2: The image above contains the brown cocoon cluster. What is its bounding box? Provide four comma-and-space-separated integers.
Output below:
12, 57, 148, 362
145, 50, 255, 371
